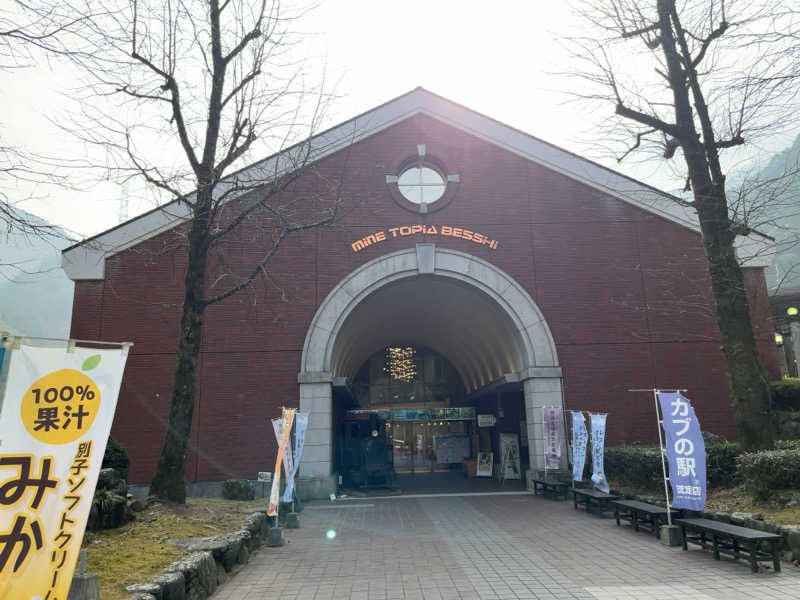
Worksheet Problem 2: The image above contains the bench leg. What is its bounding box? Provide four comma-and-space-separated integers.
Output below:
712, 535, 720, 560
747, 541, 759, 573
772, 541, 781, 573
573, 493, 578, 509
632, 512, 639, 532
732, 538, 739, 560
614, 507, 620, 526
681, 526, 688, 551
700, 531, 706, 550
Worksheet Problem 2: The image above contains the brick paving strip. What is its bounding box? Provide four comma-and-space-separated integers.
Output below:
210, 495, 800, 600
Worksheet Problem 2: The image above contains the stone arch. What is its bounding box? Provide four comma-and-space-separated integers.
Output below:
301, 245, 558, 375
296, 244, 564, 498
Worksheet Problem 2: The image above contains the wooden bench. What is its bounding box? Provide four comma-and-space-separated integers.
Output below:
571, 488, 618, 513
612, 500, 680, 536
531, 478, 570, 500
675, 518, 782, 573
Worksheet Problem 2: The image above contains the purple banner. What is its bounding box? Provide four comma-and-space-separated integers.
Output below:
658, 392, 706, 511
543, 406, 562, 470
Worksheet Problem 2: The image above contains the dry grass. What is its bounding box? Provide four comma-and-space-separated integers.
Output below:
611, 483, 800, 525
706, 486, 800, 524
82, 498, 264, 600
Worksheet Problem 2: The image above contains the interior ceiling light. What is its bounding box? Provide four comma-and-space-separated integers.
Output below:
384, 346, 416, 383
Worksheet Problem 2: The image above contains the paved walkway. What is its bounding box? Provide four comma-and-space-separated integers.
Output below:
212, 493, 800, 600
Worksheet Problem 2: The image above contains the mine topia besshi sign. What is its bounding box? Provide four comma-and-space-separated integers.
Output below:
351, 225, 499, 252
0, 343, 128, 600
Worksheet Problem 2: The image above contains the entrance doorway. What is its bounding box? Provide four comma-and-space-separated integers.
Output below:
334, 344, 530, 492
335, 345, 483, 485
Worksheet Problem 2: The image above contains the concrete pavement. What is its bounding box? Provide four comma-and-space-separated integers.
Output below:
211, 493, 800, 600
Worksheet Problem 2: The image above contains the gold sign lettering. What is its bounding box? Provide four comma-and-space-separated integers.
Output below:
350, 225, 499, 252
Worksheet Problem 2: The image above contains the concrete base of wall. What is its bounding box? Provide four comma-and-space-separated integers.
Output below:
130, 474, 336, 502
129, 479, 275, 501
296, 474, 337, 500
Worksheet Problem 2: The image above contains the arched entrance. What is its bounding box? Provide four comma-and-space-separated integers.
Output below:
298, 244, 563, 497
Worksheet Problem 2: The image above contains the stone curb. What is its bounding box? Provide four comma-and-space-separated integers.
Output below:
631, 493, 800, 561
124, 512, 270, 600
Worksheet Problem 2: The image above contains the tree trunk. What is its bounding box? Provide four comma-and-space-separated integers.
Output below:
655, 0, 774, 451
150, 196, 212, 502
694, 188, 774, 450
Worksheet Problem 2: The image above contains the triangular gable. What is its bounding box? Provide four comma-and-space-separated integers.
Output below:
62, 87, 768, 279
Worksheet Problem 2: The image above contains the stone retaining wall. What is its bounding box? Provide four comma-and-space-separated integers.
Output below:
124, 512, 269, 600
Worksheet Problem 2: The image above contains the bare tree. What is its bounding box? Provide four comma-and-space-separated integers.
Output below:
563, 0, 800, 450
0, 1, 92, 238
21, 0, 339, 501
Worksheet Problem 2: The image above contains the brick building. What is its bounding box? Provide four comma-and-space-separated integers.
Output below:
62, 89, 778, 497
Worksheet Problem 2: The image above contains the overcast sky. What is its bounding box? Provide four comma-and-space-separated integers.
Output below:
2, 1, 797, 239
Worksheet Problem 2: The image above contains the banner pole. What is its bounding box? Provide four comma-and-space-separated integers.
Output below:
566, 411, 574, 490
276, 412, 280, 524
276, 410, 281, 525
653, 389, 673, 526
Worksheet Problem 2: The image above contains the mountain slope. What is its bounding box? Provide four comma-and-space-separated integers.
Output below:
0, 208, 74, 338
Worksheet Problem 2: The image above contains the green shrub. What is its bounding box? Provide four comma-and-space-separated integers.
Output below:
102, 436, 130, 480
736, 448, 800, 500
221, 479, 255, 500
770, 378, 800, 411
706, 441, 740, 488
604, 445, 663, 491
605, 442, 743, 492
776, 439, 800, 451
87, 489, 129, 531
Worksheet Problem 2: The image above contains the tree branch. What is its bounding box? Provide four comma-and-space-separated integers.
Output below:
203, 208, 336, 307
615, 102, 679, 137
715, 135, 745, 149
617, 128, 656, 162
691, 19, 729, 68
130, 50, 200, 173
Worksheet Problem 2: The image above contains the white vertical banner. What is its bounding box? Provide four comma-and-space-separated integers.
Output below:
570, 411, 588, 481
590, 413, 609, 493
542, 405, 562, 470
282, 411, 309, 503
0, 342, 129, 600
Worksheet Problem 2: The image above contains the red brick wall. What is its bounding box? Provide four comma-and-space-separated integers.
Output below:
70, 113, 779, 482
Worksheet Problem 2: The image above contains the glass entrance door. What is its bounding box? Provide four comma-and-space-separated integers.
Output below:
412, 422, 434, 472
389, 421, 433, 473
391, 421, 413, 472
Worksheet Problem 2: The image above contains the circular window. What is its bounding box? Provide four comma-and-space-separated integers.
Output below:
387, 148, 459, 214
397, 166, 446, 205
